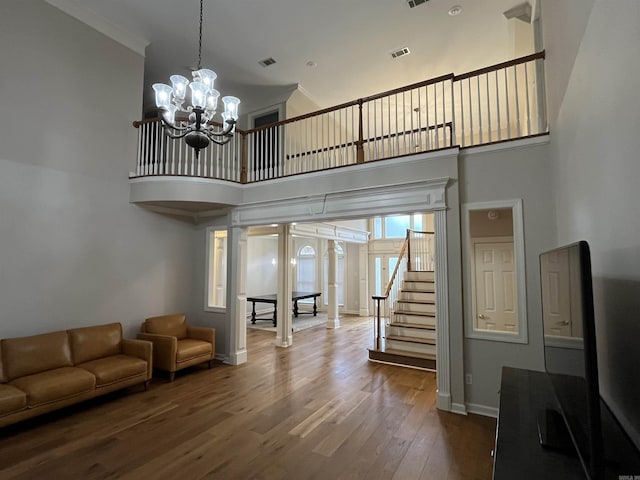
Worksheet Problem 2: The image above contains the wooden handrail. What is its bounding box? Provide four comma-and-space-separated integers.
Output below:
285, 122, 452, 160
385, 237, 408, 298
453, 50, 545, 81
134, 51, 545, 137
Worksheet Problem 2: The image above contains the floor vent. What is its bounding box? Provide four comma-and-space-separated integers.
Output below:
407, 0, 429, 8
391, 47, 411, 59
259, 57, 277, 67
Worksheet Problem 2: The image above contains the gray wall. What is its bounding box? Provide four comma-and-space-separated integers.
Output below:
460, 141, 556, 409
0, 1, 197, 339
544, 0, 640, 447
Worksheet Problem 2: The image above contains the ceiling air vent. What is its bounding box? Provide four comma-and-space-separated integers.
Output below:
259, 57, 277, 67
390, 47, 411, 59
407, 0, 429, 8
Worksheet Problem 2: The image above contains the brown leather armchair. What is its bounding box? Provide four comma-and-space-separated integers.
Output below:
137, 314, 215, 382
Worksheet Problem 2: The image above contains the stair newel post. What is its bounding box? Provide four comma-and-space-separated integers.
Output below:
406, 229, 412, 272
372, 295, 385, 350
356, 99, 365, 164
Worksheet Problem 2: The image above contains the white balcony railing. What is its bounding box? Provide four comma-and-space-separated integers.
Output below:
132, 51, 547, 183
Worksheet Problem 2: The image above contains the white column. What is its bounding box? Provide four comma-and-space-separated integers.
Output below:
358, 243, 370, 317
327, 240, 340, 328
434, 209, 451, 411
276, 224, 293, 347
227, 226, 247, 365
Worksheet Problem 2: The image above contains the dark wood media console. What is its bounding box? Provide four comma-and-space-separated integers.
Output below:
494, 367, 640, 480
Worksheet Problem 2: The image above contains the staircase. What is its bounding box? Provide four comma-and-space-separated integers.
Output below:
369, 270, 436, 370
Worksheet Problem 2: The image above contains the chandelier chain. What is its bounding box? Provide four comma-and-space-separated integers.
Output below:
197, 0, 203, 70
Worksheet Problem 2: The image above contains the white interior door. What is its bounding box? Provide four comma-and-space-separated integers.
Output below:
474, 242, 517, 332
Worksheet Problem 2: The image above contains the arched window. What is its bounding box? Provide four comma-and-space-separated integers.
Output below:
296, 245, 316, 292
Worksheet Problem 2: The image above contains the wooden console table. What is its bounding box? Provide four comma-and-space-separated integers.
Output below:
247, 291, 321, 327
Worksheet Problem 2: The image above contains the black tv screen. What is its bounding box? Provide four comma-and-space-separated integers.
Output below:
539, 241, 604, 479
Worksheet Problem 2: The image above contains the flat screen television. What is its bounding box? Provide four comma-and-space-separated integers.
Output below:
539, 241, 604, 479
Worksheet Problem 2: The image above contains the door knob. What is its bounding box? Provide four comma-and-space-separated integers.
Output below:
478, 314, 486, 319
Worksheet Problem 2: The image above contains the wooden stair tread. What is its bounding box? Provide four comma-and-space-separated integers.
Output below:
388, 322, 435, 330
401, 288, 435, 293
378, 348, 436, 361
385, 335, 436, 345
368, 348, 437, 370
396, 299, 435, 305
394, 310, 436, 317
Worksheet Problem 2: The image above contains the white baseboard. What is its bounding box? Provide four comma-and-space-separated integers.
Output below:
225, 349, 247, 365
451, 402, 468, 415
466, 403, 499, 418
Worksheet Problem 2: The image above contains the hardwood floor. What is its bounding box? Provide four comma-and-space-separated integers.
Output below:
0, 316, 496, 479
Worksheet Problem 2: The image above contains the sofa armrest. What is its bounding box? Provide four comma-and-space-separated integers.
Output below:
122, 338, 153, 380
186, 326, 215, 345
136, 333, 177, 372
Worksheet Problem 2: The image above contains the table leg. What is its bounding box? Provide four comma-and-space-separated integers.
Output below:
273, 301, 277, 327
313, 296, 318, 316
251, 301, 257, 324
293, 299, 299, 318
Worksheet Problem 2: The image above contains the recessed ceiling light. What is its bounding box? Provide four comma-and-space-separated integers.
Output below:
306, 61, 317, 68
448, 5, 463, 16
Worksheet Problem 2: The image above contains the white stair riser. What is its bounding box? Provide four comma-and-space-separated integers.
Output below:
385, 339, 437, 356
392, 314, 436, 328
396, 302, 436, 314
388, 327, 436, 341
402, 281, 435, 292
404, 271, 435, 282
399, 291, 435, 302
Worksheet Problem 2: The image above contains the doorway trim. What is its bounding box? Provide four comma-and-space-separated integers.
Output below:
462, 199, 528, 344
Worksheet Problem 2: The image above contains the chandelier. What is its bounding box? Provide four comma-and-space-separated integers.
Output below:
152, 0, 240, 159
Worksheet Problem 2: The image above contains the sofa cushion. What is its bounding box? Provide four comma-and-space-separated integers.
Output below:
68, 323, 123, 365
10, 367, 95, 407
176, 339, 212, 363
144, 314, 188, 340
2, 331, 73, 382
0, 384, 27, 416
78, 355, 147, 387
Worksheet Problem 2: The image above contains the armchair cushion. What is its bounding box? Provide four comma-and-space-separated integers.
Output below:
0, 384, 27, 416
143, 314, 188, 339
78, 355, 147, 387
176, 339, 213, 363
10, 367, 95, 407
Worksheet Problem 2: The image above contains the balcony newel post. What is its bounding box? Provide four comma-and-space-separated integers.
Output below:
406, 229, 412, 272
356, 99, 364, 164
240, 132, 248, 184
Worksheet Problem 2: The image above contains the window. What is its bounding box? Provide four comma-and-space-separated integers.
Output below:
206, 229, 227, 309
463, 200, 527, 343
296, 245, 316, 292
373, 214, 425, 239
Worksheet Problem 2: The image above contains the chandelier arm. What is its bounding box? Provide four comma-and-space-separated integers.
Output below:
203, 121, 236, 137
209, 135, 233, 146
160, 122, 193, 139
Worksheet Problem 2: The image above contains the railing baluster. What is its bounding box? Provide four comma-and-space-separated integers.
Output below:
486, 73, 492, 143
459, 81, 465, 147
496, 70, 502, 141
514, 64, 521, 138
524, 62, 531, 135
504, 68, 511, 139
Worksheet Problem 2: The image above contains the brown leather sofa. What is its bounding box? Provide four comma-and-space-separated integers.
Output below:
0, 322, 152, 428
138, 314, 215, 381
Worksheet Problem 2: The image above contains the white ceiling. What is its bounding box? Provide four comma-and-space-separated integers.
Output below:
63, 0, 530, 114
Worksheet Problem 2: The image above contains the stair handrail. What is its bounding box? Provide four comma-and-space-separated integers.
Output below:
385, 235, 409, 298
